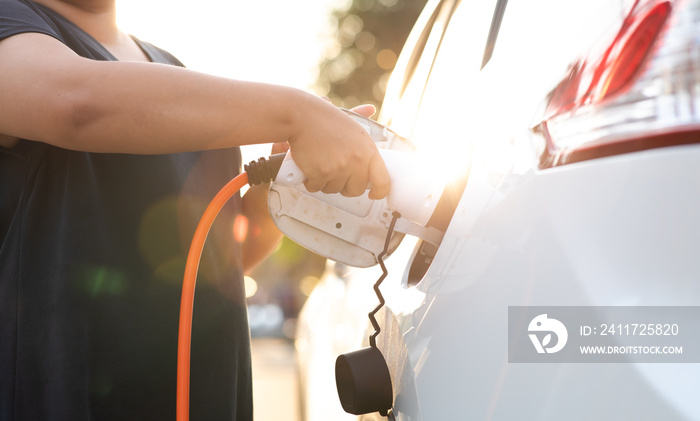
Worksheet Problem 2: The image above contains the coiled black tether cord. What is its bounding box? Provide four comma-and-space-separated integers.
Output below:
369, 211, 401, 348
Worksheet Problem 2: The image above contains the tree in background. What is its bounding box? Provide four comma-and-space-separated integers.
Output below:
316, 0, 428, 110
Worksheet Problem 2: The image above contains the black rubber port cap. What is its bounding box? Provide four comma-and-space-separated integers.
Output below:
335, 346, 393, 416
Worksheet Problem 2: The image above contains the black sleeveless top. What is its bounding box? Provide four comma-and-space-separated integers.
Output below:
0, 1, 252, 419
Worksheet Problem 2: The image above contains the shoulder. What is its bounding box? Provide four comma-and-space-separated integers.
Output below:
0, 0, 39, 16
0, 0, 60, 42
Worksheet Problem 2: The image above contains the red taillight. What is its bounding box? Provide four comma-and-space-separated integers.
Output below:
596, 1, 672, 100
537, 0, 700, 168
544, 0, 672, 119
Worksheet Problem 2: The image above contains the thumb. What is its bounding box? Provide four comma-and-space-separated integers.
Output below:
350, 104, 376, 118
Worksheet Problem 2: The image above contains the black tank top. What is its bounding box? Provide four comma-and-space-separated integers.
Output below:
0, 1, 252, 419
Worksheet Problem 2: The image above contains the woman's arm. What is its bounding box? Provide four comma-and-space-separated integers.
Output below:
0, 33, 390, 198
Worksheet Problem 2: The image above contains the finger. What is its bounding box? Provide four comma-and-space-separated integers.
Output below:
321, 176, 348, 195
350, 104, 376, 118
340, 170, 369, 197
367, 153, 391, 200
304, 177, 327, 193
271, 141, 289, 155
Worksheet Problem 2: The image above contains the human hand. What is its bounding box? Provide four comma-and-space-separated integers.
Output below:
286, 97, 390, 199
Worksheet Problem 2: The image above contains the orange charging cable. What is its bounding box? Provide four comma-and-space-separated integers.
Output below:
176, 171, 249, 421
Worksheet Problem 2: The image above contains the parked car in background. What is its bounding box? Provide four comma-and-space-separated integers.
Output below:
296, 0, 700, 419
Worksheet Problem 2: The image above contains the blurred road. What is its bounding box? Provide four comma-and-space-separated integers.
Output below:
251, 338, 300, 421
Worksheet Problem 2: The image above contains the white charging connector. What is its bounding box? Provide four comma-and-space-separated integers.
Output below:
267, 110, 448, 268
275, 148, 446, 228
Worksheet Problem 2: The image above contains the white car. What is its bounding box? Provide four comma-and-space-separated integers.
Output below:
295, 0, 700, 419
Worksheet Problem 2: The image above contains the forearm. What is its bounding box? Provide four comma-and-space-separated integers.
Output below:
39, 61, 309, 154
0, 33, 391, 198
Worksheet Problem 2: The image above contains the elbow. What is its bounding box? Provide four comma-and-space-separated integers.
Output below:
36, 59, 112, 152
48, 90, 107, 151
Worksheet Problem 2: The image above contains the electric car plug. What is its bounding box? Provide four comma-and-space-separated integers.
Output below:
275, 148, 447, 228
263, 109, 465, 267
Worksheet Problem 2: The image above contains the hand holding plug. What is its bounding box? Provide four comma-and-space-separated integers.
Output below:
285, 99, 390, 200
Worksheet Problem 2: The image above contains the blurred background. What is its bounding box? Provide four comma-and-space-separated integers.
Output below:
117, 0, 426, 418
